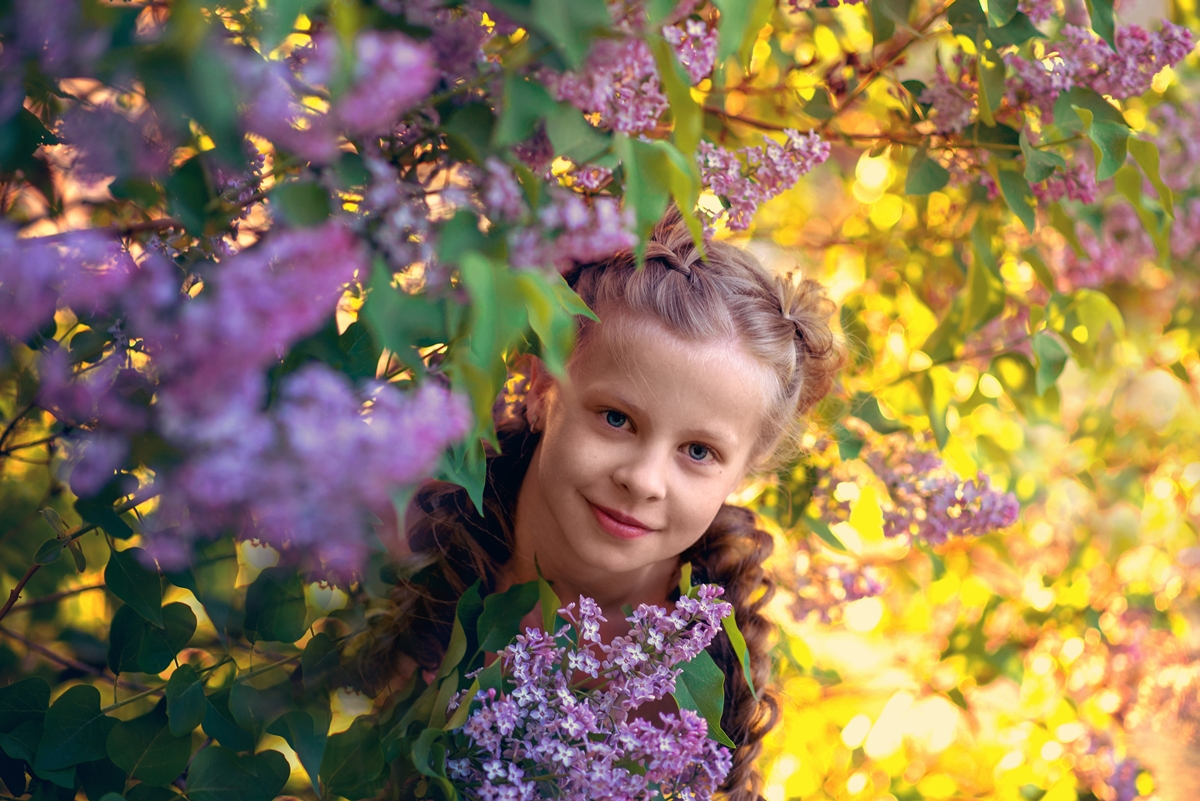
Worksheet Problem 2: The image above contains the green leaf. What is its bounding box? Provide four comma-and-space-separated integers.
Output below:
1055, 87, 1126, 131
1020, 129, 1067, 184
1084, 0, 1115, 49
107, 605, 145, 675
533, 0, 611, 69
536, 561, 562, 637
649, 36, 701, 159
988, 12, 1043, 46
1128, 137, 1174, 218
260, 0, 323, 50
493, 76, 557, 148
319, 717, 386, 800
164, 665, 207, 737
1074, 106, 1129, 181
1114, 164, 1170, 257
615, 134, 672, 253
301, 632, 347, 693
76, 490, 133, 540
243, 567, 307, 643
0, 677, 50, 734
105, 547, 164, 627
269, 180, 330, 227
362, 261, 450, 372
476, 581, 540, 654
34, 686, 116, 773
77, 758, 125, 801
545, 103, 610, 164
105, 706, 191, 787
678, 562, 694, 596
915, 372, 951, 450
967, 221, 1008, 331
987, 0, 1018, 27
32, 538, 64, 565
976, 45, 1005, 125
1073, 288, 1125, 339
136, 602, 197, 674
870, 0, 913, 45
672, 650, 735, 747
721, 611, 757, 699
228, 683, 269, 741
713, 0, 774, 63
165, 156, 211, 236
125, 784, 181, 801
0, 748, 27, 796
442, 102, 496, 163
186, 747, 289, 801
200, 690, 256, 753
996, 168, 1037, 233
516, 272, 577, 376
1032, 332, 1069, 396
805, 513, 847, 551
1048, 202, 1084, 257
267, 711, 327, 796
905, 148, 950, 195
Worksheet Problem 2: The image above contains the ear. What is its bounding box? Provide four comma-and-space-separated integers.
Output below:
524, 355, 558, 428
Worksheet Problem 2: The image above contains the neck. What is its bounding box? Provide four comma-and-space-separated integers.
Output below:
505, 446, 677, 612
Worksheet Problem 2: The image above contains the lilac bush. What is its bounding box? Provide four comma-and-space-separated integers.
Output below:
446, 588, 735, 801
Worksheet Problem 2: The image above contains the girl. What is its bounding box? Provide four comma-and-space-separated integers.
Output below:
373, 210, 843, 801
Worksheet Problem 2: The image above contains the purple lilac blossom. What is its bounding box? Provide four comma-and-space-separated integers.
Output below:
0, 227, 136, 340
507, 190, 637, 272
336, 31, 438, 136
450, 587, 734, 801
1018, 0, 1057, 24
696, 129, 831, 230
662, 20, 718, 85
1055, 202, 1153, 290
919, 63, 976, 134
1031, 161, 1098, 205
543, 38, 669, 135
58, 104, 171, 183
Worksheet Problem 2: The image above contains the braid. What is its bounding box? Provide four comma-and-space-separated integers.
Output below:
683, 505, 780, 801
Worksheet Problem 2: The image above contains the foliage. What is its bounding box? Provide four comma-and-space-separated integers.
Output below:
0, 0, 1198, 801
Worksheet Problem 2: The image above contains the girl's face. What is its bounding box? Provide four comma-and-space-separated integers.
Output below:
518, 316, 772, 595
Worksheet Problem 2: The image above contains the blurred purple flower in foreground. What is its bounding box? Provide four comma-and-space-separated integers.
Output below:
448, 587, 734, 801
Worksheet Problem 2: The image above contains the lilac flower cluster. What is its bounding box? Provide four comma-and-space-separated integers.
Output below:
0, 227, 136, 340
1031, 161, 1098, 205
783, 539, 886, 624
543, 38, 670, 135
1055, 201, 1152, 290
920, 63, 977, 134
662, 19, 718, 85
696, 130, 831, 230
3, 219, 470, 572
1006, 22, 1194, 119
862, 437, 1020, 545
448, 589, 734, 801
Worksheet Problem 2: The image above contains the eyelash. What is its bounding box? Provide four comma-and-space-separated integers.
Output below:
601, 410, 717, 464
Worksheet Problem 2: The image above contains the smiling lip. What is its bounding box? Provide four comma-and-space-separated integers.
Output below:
588, 502, 655, 540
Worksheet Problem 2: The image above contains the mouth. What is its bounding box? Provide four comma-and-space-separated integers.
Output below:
587, 501, 656, 540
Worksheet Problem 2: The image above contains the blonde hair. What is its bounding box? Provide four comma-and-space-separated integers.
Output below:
566, 209, 842, 466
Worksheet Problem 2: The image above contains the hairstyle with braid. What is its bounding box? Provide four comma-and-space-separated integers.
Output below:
367, 209, 844, 801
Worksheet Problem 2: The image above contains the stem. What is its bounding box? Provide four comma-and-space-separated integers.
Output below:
0, 566, 42, 623
0, 434, 59, 454
0, 402, 36, 452
7, 582, 106, 612
0, 624, 115, 682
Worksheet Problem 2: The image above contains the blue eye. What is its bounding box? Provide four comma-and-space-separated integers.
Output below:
686, 443, 711, 462
604, 410, 628, 428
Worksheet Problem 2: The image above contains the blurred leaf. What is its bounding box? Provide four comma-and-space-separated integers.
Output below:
870, 0, 912, 45
494, 77, 557, 148
165, 156, 211, 236
105, 706, 191, 788
650, 36, 701, 160
476, 580, 540, 654
267, 711, 327, 796
1114, 164, 1170, 256
905, 148, 949, 195
269, 181, 330, 227
136, 602, 197, 674
33, 539, 64, 565
916, 372, 950, 449
105, 547, 164, 626
362, 261, 451, 373
545, 103, 610, 164
996, 167, 1037, 233
1084, 0, 1116, 48
186, 747, 289, 801
672, 650, 734, 747
260, 0, 323, 50
975, 45, 1005, 124
164, 665, 206, 737
1020, 129, 1067, 184
1032, 332, 1069, 396
442, 102, 496, 164
987, 0, 1018, 26
803, 87, 835, 121
536, 561, 562, 637
1127, 137, 1174, 218
1048, 202, 1084, 257
319, 717, 386, 800
107, 605, 145, 675
713, 0, 775, 63
1074, 105, 1129, 181
533, 0, 611, 69
33, 686, 116, 774
301, 632, 348, 693
988, 12, 1042, 46
77, 760, 125, 801
244, 567, 307, 644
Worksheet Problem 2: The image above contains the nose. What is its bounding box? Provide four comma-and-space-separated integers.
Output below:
611, 442, 670, 502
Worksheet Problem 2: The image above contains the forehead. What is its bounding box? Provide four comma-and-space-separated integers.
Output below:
568, 315, 774, 448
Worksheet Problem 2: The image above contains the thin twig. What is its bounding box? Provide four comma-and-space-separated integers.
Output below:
0, 402, 35, 452
0, 565, 42, 624
0, 434, 59, 454
0, 624, 113, 682
8, 583, 106, 612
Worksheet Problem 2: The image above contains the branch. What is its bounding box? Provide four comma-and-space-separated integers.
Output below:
0, 402, 36, 452
0, 565, 42, 624
0, 434, 59, 455
0, 624, 113, 682
8, 582, 105, 612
